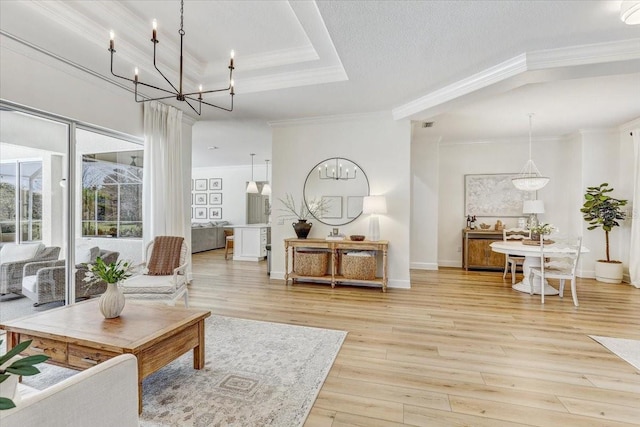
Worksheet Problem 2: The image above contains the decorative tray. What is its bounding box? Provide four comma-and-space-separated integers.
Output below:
522, 239, 554, 246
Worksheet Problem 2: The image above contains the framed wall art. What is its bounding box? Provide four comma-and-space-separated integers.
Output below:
194, 179, 207, 191
194, 193, 207, 205
464, 173, 533, 217
194, 207, 207, 219
209, 207, 222, 220
209, 192, 222, 205
209, 178, 222, 190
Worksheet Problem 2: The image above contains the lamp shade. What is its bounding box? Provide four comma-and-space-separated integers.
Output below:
621, 0, 640, 24
363, 196, 387, 215
523, 200, 545, 214
261, 183, 272, 196
246, 181, 258, 193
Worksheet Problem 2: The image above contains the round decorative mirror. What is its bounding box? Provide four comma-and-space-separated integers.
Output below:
303, 157, 370, 226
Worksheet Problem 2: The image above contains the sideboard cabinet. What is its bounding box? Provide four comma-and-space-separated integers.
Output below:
284, 238, 389, 292
462, 229, 505, 271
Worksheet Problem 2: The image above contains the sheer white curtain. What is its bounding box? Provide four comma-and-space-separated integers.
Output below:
630, 129, 640, 288
143, 101, 186, 248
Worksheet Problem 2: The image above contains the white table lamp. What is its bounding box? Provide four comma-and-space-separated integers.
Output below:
363, 195, 387, 241
523, 199, 544, 229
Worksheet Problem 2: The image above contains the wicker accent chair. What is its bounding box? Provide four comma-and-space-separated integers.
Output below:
0, 245, 61, 296
120, 238, 189, 307
21, 249, 120, 306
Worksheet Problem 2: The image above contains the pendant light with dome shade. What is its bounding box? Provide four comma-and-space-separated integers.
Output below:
246, 153, 258, 193
261, 159, 272, 196
511, 113, 550, 191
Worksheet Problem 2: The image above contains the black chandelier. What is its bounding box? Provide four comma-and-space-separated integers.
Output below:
317, 158, 358, 180
108, 0, 234, 115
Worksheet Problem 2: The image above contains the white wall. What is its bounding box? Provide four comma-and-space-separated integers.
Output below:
271, 113, 411, 289
410, 131, 439, 270
192, 164, 269, 226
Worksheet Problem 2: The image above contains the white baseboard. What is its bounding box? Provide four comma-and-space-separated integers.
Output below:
410, 262, 438, 270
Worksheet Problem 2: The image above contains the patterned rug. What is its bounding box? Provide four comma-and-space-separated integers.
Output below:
21, 315, 347, 426
590, 335, 640, 371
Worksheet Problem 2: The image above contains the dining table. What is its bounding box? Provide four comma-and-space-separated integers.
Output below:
490, 240, 589, 295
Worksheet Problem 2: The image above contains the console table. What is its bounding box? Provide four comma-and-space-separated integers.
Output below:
284, 238, 389, 292
462, 229, 505, 271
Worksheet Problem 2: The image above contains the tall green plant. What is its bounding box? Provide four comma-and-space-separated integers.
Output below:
580, 183, 627, 262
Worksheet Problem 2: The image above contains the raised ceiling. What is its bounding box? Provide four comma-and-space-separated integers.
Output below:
1, 1, 639, 167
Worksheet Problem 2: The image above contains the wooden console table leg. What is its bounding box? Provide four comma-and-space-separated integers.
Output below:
284, 244, 289, 285
382, 246, 388, 292
331, 249, 336, 288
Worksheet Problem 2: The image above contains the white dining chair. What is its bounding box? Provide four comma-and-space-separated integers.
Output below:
502, 228, 530, 284
528, 236, 582, 306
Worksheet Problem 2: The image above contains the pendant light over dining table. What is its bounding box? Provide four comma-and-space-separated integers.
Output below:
512, 113, 550, 191
246, 153, 258, 193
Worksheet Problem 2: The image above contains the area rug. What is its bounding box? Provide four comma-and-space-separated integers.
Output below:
21, 315, 347, 426
590, 335, 640, 371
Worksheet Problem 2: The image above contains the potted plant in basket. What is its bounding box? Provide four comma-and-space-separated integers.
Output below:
580, 183, 628, 284
1, 339, 50, 410
278, 193, 330, 239
84, 257, 132, 318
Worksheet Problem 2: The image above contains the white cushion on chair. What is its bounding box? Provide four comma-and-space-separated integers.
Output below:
120, 274, 186, 294
21, 275, 37, 294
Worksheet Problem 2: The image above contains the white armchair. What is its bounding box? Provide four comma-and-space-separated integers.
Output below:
0, 354, 139, 427
120, 237, 189, 307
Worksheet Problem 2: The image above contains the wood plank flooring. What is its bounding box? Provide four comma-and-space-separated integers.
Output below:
190, 249, 640, 426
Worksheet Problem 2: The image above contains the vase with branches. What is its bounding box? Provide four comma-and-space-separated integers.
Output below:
278, 193, 331, 238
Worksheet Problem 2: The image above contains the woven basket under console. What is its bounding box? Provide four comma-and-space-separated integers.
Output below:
342, 253, 376, 280
294, 251, 329, 276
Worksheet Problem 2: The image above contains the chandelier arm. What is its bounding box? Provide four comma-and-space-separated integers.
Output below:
185, 95, 234, 112
136, 93, 179, 103
152, 42, 180, 94
183, 98, 201, 115
111, 52, 177, 97
183, 86, 231, 97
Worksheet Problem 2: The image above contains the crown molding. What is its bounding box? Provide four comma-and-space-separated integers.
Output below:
238, 65, 347, 94
392, 54, 527, 121
269, 111, 390, 127
393, 38, 640, 121
619, 116, 640, 132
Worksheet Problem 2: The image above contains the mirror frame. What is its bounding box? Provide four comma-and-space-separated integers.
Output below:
303, 157, 370, 226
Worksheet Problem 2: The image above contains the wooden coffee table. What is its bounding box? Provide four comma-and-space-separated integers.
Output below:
0, 299, 211, 413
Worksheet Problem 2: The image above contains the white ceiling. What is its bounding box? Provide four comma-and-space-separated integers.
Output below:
1, 1, 639, 167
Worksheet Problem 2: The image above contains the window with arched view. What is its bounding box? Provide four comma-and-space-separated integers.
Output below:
81, 150, 143, 238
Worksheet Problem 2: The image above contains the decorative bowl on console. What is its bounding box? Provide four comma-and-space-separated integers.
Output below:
479, 223, 491, 230
350, 235, 365, 241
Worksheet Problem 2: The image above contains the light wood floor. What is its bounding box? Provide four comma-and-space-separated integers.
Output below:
190, 250, 640, 427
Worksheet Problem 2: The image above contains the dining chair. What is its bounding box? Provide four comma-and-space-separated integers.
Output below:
528, 236, 582, 306
502, 228, 530, 284
120, 236, 189, 307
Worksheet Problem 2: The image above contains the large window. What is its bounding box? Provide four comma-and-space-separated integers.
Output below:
81, 152, 143, 238
0, 161, 43, 243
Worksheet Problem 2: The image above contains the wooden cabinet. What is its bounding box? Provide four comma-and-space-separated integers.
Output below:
462, 229, 505, 271
284, 238, 389, 292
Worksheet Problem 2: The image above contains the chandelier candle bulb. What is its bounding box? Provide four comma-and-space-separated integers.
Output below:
109, 30, 114, 50
152, 19, 157, 41
230, 50, 234, 68
134, 67, 138, 83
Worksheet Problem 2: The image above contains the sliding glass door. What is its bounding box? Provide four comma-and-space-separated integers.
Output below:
0, 103, 142, 321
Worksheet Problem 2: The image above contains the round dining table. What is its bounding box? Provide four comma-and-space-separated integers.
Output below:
490, 240, 589, 295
